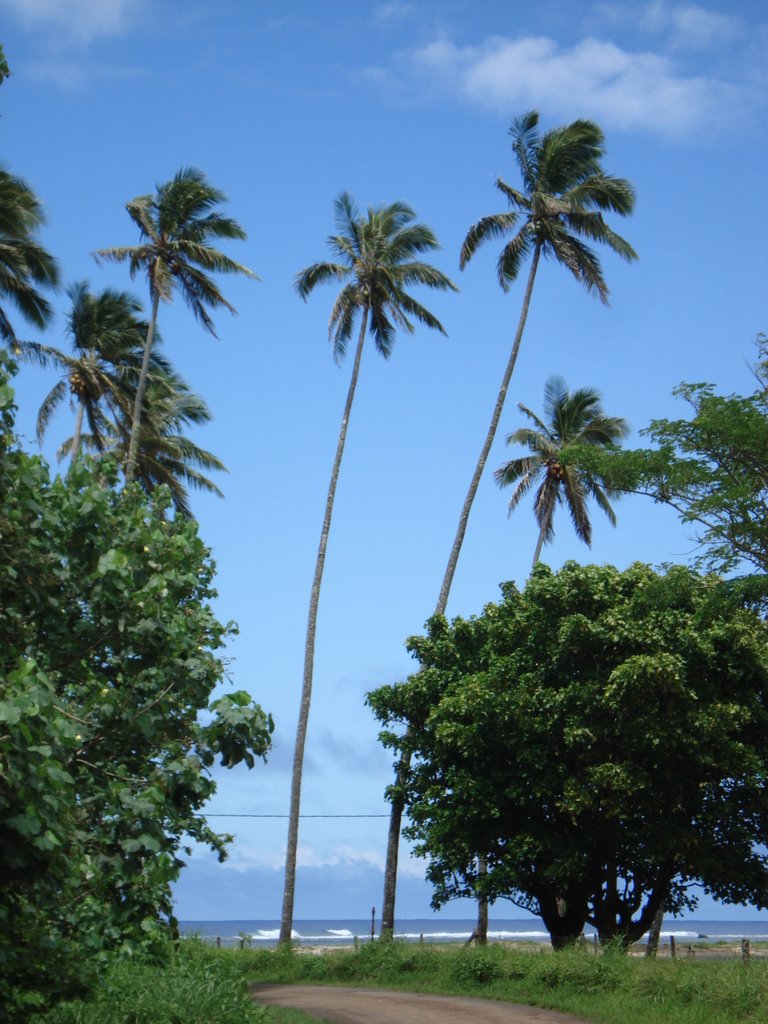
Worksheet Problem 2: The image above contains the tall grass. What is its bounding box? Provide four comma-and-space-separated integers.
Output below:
243, 941, 768, 1024
41, 941, 267, 1024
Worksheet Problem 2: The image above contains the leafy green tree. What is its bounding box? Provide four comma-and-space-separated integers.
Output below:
280, 192, 457, 946
0, 169, 59, 346
0, 353, 272, 1019
369, 561, 768, 949
568, 335, 768, 578
382, 111, 637, 938
95, 168, 257, 483
496, 374, 628, 566
20, 282, 163, 462
67, 369, 227, 518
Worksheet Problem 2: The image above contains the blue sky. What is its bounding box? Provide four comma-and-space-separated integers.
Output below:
2, 0, 767, 923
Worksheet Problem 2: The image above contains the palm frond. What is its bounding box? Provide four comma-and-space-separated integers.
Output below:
294, 261, 349, 300
460, 211, 519, 269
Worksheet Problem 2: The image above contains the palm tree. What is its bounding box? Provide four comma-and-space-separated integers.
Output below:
280, 192, 457, 946
0, 169, 59, 346
66, 370, 226, 518
381, 110, 637, 940
20, 282, 163, 462
94, 167, 257, 483
496, 374, 629, 566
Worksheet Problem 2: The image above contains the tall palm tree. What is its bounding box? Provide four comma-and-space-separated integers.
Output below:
496, 374, 629, 566
381, 110, 637, 939
280, 192, 457, 946
95, 167, 257, 483
20, 282, 163, 462
0, 169, 59, 346
66, 370, 226, 518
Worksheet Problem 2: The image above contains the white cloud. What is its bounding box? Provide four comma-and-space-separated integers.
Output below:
642, 1, 741, 49
27, 58, 147, 90
0, 0, 139, 44
373, 2, 416, 25
401, 34, 741, 137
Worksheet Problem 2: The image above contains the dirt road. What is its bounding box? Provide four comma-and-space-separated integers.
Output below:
252, 984, 588, 1024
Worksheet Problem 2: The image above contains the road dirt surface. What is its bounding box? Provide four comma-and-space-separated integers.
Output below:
252, 984, 589, 1024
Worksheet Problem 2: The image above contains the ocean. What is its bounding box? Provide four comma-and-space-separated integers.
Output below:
180, 918, 768, 948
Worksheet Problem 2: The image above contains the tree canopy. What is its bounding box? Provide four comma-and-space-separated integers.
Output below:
369, 561, 768, 949
0, 354, 271, 1019
566, 335, 768, 577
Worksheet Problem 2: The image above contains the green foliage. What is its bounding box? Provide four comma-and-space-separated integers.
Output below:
244, 942, 768, 1024
496, 373, 629, 561
369, 561, 768, 948
460, 109, 637, 298
0, 168, 60, 344
0, 355, 272, 1019
0, 44, 10, 83
294, 191, 457, 360
41, 942, 267, 1024
566, 335, 768, 576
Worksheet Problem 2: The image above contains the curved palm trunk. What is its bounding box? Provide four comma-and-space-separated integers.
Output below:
125, 289, 160, 484
279, 308, 369, 947
531, 523, 547, 567
69, 399, 85, 470
381, 245, 542, 940
436, 244, 541, 615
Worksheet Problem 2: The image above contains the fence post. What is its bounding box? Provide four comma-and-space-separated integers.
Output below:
742, 938, 751, 964
670, 935, 676, 958
216, 936, 221, 949
354, 935, 359, 951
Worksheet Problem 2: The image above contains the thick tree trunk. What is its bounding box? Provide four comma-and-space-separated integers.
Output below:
475, 854, 489, 944
125, 288, 160, 485
69, 399, 85, 469
645, 907, 664, 958
380, 247, 542, 939
279, 309, 369, 947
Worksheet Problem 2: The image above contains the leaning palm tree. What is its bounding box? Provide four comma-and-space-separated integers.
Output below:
381, 110, 637, 939
62, 369, 226, 518
0, 169, 59, 346
496, 374, 629, 566
280, 192, 457, 946
95, 167, 257, 483
20, 282, 165, 462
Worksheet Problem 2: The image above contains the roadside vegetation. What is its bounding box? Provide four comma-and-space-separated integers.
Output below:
243, 941, 768, 1024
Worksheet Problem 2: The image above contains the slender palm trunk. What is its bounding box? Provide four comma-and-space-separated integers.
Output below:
380, 246, 542, 939
435, 244, 541, 615
279, 308, 370, 947
531, 518, 548, 568
125, 288, 160, 484
69, 399, 85, 469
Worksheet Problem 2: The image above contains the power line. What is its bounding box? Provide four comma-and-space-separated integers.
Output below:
203, 813, 390, 819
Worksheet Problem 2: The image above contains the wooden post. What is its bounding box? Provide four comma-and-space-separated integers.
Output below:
670, 935, 676, 958
742, 938, 751, 964
216, 936, 221, 948
420, 933, 424, 945
593, 933, 598, 952
240, 938, 244, 950
371, 906, 376, 942
354, 935, 359, 951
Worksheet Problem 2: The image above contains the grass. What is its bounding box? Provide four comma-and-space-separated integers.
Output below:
238, 940, 768, 1024
35, 939, 768, 1024
40, 941, 269, 1024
